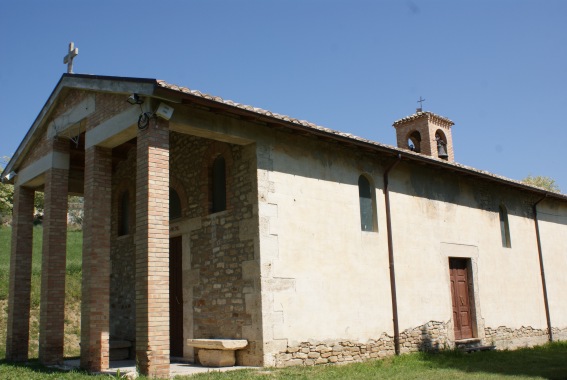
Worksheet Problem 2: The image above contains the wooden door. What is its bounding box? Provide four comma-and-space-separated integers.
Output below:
170, 236, 184, 357
449, 258, 473, 340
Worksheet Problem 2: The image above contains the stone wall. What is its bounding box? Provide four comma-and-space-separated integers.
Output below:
274, 321, 449, 367
108, 132, 260, 364
170, 132, 260, 364
109, 147, 136, 342
484, 326, 549, 349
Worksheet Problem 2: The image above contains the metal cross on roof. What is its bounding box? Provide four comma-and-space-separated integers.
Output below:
63, 42, 79, 74
417, 96, 426, 111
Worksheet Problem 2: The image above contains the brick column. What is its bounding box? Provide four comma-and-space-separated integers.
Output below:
80, 146, 112, 371
39, 140, 69, 365
5, 185, 35, 361
135, 119, 170, 378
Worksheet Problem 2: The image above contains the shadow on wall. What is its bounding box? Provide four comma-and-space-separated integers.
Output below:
400, 322, 449, 354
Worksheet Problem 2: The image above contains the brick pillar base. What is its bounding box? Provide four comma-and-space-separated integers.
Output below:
39, 161, 69, 364
80, 146, 112, 371
5, 185, 35, 361
135, 119, 170, 378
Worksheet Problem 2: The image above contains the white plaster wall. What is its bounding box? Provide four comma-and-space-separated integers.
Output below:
250, 124, 567, 366
389, 166, 548, 333
538, 201, 567, 330
257, 129, 562, 354
257, 133, 393, 346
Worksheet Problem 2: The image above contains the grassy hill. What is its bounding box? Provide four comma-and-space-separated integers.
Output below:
0, 226, 82, 358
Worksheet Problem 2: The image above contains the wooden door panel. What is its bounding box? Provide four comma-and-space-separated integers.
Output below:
170, 236, 184, 357
449, 258, 473, 340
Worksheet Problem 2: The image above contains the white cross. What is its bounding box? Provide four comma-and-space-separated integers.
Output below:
63, 42, 79, 74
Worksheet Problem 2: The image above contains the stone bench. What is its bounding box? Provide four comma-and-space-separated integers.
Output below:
187, 339, 248, 367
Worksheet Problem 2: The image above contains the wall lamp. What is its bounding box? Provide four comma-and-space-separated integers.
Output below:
3, 171, 17, 183
127, 93, 144, 105
126, 93, 152, 130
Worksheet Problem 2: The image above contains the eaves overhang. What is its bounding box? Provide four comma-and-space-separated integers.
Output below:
3, 74, 566, 204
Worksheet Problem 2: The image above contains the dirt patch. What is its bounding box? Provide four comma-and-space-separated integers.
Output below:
0, 299, 81, 358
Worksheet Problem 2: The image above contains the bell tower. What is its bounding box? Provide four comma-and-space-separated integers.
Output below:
392, 109, 455, 162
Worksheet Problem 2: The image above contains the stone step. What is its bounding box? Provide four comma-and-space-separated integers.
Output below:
455, 338, 482, 348
462, 345, 496, 353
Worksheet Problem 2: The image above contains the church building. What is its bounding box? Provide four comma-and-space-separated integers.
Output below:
3, 73, 567, 378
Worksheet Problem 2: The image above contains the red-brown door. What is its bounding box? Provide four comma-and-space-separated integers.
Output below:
449, 258, 473, 340
170, 236, 184, 357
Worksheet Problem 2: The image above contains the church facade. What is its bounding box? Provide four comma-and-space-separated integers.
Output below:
3, 74, 567, 378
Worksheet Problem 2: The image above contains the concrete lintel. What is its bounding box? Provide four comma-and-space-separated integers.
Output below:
85, 107, 139, 149
62, 76, 156, 97
47, 95, 95, 139
169, 106, 255, 146
17, 151, 70, 187
440, 242, 479, 259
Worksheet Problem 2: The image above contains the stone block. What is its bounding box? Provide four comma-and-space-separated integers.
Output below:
199, 349, 236, 367
187, 339, 248, 350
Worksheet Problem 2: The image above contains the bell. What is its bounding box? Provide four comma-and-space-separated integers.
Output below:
437, 142, 449, 159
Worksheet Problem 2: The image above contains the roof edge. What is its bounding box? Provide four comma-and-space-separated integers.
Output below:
2, 74, 160, 181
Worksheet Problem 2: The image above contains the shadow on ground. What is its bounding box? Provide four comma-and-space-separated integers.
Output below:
419, 341, 567, 380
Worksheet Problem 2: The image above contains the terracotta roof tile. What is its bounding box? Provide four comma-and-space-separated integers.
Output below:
155, 79, 564, 197
393, 111, 454, 127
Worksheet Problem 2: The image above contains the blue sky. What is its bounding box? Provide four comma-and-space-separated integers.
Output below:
1, 0, 566, 191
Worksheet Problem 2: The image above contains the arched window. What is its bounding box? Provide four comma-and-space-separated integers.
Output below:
499, 205, 511, 248
118, 191, 130, 236
212, 156, 226, 213
358, 175, 376, 232
407, 131, 421, 153
170, 188, 182, 220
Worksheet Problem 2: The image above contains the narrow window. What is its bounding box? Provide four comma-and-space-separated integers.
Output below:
212, 156, 226, 213
170, 188, 182, 220
499, 205, 511, 248
358, 175, 376, 232
118, 191, 129, 236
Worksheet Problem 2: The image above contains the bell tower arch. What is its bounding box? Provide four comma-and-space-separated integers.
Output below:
392, 111, 455, 162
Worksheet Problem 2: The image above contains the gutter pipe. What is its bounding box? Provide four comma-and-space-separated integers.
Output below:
384, 154, 402, 355
533, 194, 553, 342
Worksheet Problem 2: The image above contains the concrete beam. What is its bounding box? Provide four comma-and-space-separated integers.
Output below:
85, 107, 139, 149
169, 106, 255, 145
17, 151, 70, 188
47, 96, 95, 139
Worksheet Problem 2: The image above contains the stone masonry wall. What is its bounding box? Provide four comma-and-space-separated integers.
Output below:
484, 326, 550, 349
109, 147, 137, 343
108, 132, 260, 364
274, 321, 449, 367
170, 132, 260, 363
274, 321, 567, 367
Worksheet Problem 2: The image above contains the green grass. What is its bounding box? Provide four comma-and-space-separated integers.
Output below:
186, 343, 567, 380
0, 343, 566, 379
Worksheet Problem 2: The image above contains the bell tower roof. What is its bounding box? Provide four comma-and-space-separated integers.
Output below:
393, 111, 454, 129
